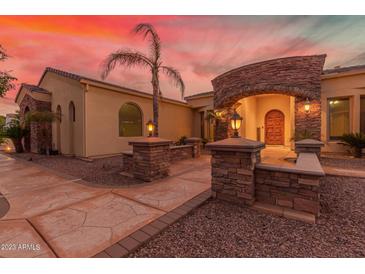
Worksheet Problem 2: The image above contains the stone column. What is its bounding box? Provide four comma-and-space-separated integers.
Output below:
129, 137, 172, 182
206, 138, 265, 206
186, 137, 201, 158
295, 97, 321, 140
295, 139, 324, 158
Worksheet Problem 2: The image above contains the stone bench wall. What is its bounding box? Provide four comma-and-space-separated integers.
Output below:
254, 167, 321, 216
169, 145, 194, 161
122, 152, 133, 172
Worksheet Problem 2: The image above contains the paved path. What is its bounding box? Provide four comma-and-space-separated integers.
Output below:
0, 153, 210, 258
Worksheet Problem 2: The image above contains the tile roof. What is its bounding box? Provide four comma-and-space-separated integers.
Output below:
20, 84, 50, 94
184, 91, 214, 100
40, 67, 147, 95
322, 64, 365, 75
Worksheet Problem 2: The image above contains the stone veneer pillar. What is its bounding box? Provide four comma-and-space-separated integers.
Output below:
185, 137, 202, 158
129, 137, 172, 182
206, 138, 265, 206
295, 139, 324, 158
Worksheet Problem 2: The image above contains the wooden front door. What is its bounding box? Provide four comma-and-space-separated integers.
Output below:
265, 110, 284, 145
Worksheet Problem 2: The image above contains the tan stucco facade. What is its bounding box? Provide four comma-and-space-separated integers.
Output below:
15, 65, 365, 157
83, 82, 193, 157
38, 72, 85, 157
236, 94, 295, 146
321, 70, 365, 152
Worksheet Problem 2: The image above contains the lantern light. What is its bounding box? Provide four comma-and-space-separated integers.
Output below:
304, 98, 311, 113
230, 111, 243, 138
146, 120, 154, 137
5, 145, 11, 153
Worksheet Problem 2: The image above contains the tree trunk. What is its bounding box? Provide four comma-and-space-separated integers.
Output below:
151, 69, 160, 137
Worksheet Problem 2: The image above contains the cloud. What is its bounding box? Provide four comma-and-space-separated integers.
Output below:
1, 15, 365, 100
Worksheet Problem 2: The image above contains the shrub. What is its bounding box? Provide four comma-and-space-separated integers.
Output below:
175, 136, 187, 146
291, 129, 315, 141
338, 132, 365, 158
1, 119, 28, 153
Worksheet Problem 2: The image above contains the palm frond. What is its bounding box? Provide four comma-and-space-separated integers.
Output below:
133, 23, 161, 62
161, 66, 185, 98
0, 45, 8, 61
101, 49, 152, 80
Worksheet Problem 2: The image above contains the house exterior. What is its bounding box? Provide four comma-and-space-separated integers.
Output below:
15, 55, 365, 158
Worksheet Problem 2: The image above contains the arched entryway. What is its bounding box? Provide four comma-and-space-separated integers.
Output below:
68, 101, 75, 155
211, 55, 326, 141
265, 109, 284, 145
56, 105, 62, 153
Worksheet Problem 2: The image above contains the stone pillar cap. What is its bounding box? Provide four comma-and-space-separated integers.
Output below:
206, 137, 265, 152
295, 139, 324, 147
129, 137, 172, 146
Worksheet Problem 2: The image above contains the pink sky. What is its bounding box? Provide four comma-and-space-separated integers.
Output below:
1, 15, 365, 114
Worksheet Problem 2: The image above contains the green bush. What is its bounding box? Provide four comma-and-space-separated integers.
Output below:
1, 119, 28, 153
175, 136, 187, 146
291, 129, 314, 141
338, 132, 365, 158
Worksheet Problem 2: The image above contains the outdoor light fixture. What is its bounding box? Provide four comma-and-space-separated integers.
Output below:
146, 120, 154, 137
5, 145, 11, 153
230, 111, 243, 138
304, 98, 311, 113
215, 110, 222, 119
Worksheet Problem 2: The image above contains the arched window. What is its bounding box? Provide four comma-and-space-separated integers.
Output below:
119, 103, 142, 137
69, 101, 75, 122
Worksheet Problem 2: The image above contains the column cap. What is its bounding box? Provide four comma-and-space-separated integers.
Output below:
129, 137, 172, 147
206, 137, 265, 152
295, 139, 324, 148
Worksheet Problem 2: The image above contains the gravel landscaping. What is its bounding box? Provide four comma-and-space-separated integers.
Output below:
321, 155, 365, 170
11, 153, 140, 186
130, 175, 365, 257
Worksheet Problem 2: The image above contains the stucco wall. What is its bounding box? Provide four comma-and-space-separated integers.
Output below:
321, 73, 365, 152
39, 72, 85, 156
237, 94, 293, 146
84, 85, 193, 157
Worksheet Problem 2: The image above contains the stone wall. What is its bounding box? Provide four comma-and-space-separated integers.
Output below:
211, 150, 261, 206
255, 167, 321, 216
130, 138, 171, 182
170, 145, 194, 161
207, 138, 325, 223
19, 94, 52, 153
122, 151, 133, 172
211, 55, 326, 140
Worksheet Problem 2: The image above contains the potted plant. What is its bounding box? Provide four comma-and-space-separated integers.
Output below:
338, 132, 365, 158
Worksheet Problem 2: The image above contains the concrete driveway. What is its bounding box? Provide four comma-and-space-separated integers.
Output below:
0, 153, 210, 258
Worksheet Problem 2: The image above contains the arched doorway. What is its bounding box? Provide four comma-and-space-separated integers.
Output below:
265, 110, 284, 145
211, 55, 326, 141
56, 105, 62, 153
23, 106, 31, 152
68, 101, 75, 155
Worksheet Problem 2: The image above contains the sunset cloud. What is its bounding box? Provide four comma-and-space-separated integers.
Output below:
1, 15, 365, 108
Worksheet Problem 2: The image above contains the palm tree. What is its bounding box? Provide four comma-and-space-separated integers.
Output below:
101, 23, 185, 137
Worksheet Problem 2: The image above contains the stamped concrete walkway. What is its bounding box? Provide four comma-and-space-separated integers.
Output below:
0, 153, 210, 258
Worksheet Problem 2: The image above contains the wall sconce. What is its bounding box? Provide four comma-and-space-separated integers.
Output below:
214, 110, 222, 119
304, 98, 311, 113
146, 120, 154, 137
230, 111, 243, 138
